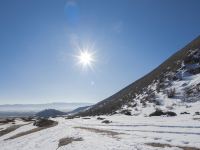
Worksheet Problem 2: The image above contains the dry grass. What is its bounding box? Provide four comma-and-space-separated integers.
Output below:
74, 126, 122, 138
146, 143, 200, 150
0, 119, 15, 124
5, 121, 58, 140
57, 137, 83, 149
0, 125, 24, 137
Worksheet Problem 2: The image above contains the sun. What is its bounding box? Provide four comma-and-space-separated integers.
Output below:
76, 49, 95, 70
78, 51, 93, 66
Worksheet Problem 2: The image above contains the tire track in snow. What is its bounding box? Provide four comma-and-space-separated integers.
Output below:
85, 124, 200, 129
110, 128, 200, 135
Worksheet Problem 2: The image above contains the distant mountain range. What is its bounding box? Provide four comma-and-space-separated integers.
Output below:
35, 109, 67, 118
0, 102, 93, 113
34, 105, 91, 118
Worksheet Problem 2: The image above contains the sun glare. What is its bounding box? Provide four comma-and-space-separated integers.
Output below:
79, 51, 92, 65
76, 49, 95, 70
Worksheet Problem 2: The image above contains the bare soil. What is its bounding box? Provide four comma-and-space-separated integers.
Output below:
57, 137, 83, 149
146, 143, 200, 150
5, 121, 58, 140
0, 125, 24, 137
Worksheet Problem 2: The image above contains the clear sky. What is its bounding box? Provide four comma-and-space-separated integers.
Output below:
0, 0, 200, 104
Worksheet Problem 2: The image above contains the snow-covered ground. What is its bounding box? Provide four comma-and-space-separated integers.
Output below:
0, 112, 200, 150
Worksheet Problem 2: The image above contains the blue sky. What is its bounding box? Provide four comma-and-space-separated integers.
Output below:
0, 0, 200, 104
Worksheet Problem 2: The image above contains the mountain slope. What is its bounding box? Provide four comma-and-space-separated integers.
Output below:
79, 35, 200, 116
68, 106, 91, 115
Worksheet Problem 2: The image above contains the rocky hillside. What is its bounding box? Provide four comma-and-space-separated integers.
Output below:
78, 35, 200, 116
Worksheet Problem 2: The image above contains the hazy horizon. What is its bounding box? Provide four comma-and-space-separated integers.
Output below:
0, 102, 93, 105
0, 0, 200, 104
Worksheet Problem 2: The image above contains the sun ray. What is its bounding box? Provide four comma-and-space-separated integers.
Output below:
75, 48, 96, 71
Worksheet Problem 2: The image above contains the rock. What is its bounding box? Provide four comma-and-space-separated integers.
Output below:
180, 112, 190, 115
102, 120, 112, 124
82, 117, 91, 119
120, 109, 132, 116
149, 110, 165, 116
165, 111, 177, 116
97, 117, 105, 120
149, 110, 177, 117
